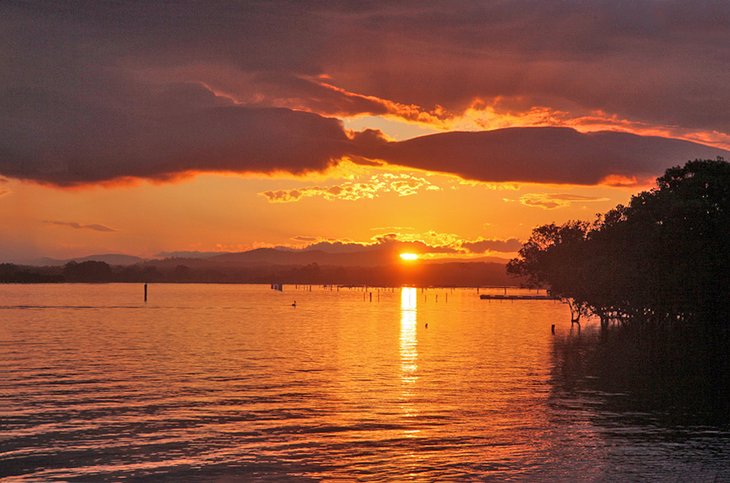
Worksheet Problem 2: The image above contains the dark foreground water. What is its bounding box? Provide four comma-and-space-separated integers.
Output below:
1, 284, 728, 480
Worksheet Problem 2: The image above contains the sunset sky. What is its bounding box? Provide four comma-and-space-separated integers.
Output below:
1, 1, 729, 262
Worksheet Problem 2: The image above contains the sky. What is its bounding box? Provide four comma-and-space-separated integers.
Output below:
1, 1, 729, 262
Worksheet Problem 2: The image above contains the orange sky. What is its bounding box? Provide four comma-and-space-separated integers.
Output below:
1, 2, 728, 262
0, 153, 646, 261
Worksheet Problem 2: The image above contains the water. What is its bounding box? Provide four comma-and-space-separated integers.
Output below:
1, 284, 728, 480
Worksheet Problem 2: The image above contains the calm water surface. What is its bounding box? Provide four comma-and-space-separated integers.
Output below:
1, 284, 728, 480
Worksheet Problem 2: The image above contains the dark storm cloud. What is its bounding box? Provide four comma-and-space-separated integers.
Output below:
2, 84, 729, 186
4, 1, 729, 123
0, 81, 351, 185
1, 1, 729, 186
318, 1, 730, 130
364, 127, 730, 185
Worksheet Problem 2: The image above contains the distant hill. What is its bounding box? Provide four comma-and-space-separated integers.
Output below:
161, 247, 508, 267
141, 247, 514, 285
28, 254, 144, 266
205, 247, 396, 267
23, 247, 512, 269
156, 251, 232, 259
4, 246, 518, 286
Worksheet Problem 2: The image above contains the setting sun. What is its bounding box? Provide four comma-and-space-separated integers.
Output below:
399, 252, 419, 261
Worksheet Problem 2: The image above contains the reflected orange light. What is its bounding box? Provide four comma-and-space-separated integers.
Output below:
400, 287, 418, 384
399, 252, 419, 261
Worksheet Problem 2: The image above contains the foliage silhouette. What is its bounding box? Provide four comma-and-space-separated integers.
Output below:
0, 260, 514, 287
63, 261, 113, 282
508, 158, 730, 330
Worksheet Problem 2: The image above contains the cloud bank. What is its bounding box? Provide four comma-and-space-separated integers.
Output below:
1, 92, 351, 185
7, 1, 722, 130
1, 1, 729, 187
367, 127, 728, 185
2, 86, 727, 188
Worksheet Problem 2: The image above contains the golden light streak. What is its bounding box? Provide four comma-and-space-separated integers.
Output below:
400, 287, 418, 385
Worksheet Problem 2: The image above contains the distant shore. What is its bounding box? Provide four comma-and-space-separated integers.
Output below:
1, 260, 519, 287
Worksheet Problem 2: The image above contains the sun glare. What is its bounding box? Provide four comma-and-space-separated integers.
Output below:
399, 252, 419, 261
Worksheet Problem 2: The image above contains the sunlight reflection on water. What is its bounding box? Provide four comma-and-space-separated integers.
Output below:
0, 284, 728, 480
399, 287, 418, 386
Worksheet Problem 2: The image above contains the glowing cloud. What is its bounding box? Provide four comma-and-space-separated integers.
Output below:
294, 232, 523, 257
517, 193, 610, 210
259, 173, 440, 203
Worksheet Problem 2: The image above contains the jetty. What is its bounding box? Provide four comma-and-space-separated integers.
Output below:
480, 294, 558, 301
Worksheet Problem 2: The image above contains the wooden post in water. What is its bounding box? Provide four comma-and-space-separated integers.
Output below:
369, 292, 372, 302
144, 283, 148, 302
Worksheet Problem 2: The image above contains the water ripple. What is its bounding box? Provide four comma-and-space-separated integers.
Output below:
1, 284, 728, 480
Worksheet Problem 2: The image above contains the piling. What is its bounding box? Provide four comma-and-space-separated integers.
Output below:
144, 283, 148, 302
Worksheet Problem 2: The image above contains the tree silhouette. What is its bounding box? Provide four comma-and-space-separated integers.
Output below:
508, 158, 730, 330
63, 261, 112, 282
